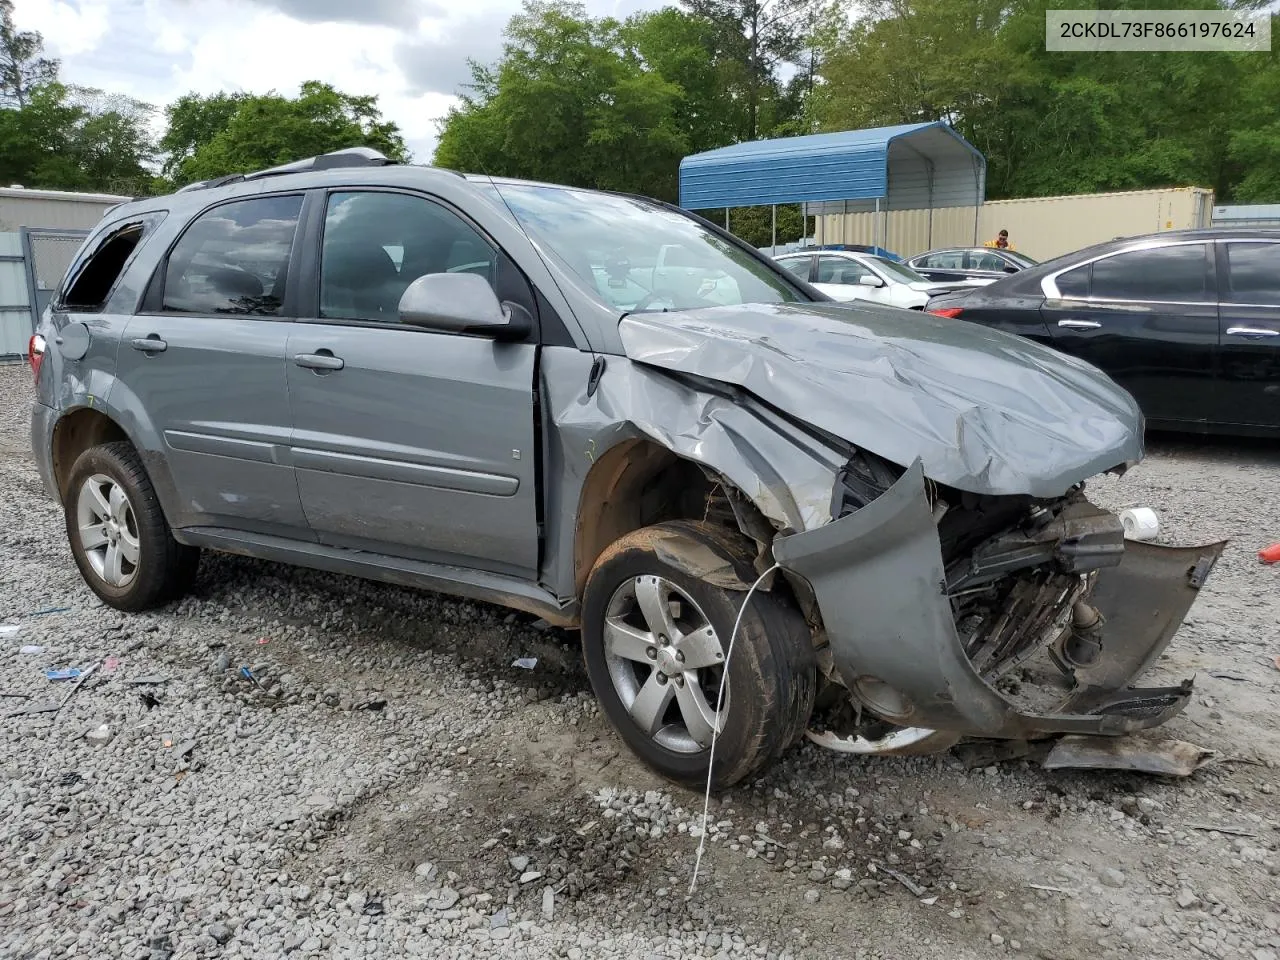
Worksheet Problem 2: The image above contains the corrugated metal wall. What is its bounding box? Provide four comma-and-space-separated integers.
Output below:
0, 191, 126, 232
0, 232, 31, 358
813, 187, 1214, 260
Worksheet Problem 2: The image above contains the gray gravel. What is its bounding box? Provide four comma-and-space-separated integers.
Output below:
1, 362, 1278, 959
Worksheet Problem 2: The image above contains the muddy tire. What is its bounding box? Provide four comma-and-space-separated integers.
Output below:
582, 520, 816, 789
64, 441, 199, 612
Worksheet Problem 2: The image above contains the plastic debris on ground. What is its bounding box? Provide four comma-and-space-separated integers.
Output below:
0, 624, 21, 636
19, 645, 44, 655
85, 723, 112, 743
1259, 542, 1280, 564
1042, 734, 1214, 777
511, 657, 538, 670
45, 668, 82, 681
28, 606, 71, 617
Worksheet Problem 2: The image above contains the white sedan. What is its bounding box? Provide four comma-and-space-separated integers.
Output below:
775, 249, 972, 309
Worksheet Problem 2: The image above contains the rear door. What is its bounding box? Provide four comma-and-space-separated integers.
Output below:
285, 188, 540, 578
909, 251, 968, 283
1215, 239, 1280, 429
1040, 241, 1218, 426
117, 194, 310, 536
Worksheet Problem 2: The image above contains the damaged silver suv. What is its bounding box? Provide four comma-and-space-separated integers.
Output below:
30, 148, 1223, 787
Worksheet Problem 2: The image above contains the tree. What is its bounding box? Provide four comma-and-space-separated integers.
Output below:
0, 0, 57, 107
159, 92, 251, 179
678, 0, 821, 140
167, 82, 410, 186
434, 2, 688, 200
0, 82, 158, 194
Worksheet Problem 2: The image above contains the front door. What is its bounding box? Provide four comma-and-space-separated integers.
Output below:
286, 189, 540, 578
1215, 240, 1280, 430
814, 255, 887, 304
1040, 242, 1219, 427
116, 194, 309, 536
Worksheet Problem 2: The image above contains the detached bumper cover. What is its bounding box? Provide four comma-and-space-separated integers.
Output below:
773, 460, 1225, 739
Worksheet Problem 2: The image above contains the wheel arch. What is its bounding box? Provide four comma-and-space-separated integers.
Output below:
571, 437, 778, 601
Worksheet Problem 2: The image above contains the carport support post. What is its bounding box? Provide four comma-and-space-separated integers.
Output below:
770, 204, 777, 255
874, 197, 880, 251
725, 208, 730, 231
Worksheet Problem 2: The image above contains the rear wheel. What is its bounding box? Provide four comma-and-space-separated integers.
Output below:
582, 521, 815, 789
64, 441, 199, 611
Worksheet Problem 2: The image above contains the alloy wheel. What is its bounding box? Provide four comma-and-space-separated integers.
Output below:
75, 473, 140, 588
602, 574, 729, 753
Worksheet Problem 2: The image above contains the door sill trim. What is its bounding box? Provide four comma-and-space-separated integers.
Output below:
174, 526, 578, 626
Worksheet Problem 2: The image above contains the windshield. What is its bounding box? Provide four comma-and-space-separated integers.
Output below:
473, 181, 806, 313
867, 256, 931, 285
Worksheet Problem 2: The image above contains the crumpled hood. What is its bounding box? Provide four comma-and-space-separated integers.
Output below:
618, 301, 1143, 498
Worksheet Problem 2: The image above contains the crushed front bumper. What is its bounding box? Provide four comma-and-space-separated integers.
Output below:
773, 460, 1225, 739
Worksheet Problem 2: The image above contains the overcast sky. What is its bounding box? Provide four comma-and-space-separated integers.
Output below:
12, 0, 657, 161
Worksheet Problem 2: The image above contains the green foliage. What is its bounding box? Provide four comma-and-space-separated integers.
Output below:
693, 204, 809, 247
167, 82, 410, 186
435, 2, 689, 200
0, 82, 158, 195
816, 0, 1279, 202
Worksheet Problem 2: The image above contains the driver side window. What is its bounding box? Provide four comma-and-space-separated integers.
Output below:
320, 191, 498, 323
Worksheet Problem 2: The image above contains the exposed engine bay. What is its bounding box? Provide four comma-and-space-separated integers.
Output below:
774, 452, 1225, 756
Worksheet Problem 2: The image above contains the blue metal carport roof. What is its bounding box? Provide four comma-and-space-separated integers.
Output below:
678, 122, 986, 213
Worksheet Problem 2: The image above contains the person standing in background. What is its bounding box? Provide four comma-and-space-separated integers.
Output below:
985, 229, 1012, 249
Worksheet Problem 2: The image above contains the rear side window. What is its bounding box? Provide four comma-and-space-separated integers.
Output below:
970, 251, 1008, 271
163, 195, 302, 316
1089, 244, 1209, 302
1054, 264, 1091, 298
921, 252, 964, 269
60, 214, 164, 310
1222, 242, 1280, 304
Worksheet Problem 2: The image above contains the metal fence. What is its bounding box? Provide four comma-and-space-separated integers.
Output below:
0, 228, 87, 360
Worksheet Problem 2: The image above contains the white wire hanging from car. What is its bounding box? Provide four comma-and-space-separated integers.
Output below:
688, 562, 781, 896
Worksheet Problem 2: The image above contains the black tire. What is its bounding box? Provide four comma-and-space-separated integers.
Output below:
582, 520, 816, 789
64, 441, 199, 612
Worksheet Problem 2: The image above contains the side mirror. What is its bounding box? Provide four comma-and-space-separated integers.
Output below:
1003, 265, 1019, 274
398, 273, 530, 339
858, 275, 884, 288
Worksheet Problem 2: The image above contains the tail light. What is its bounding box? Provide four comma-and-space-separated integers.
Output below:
928, 307, 964, 319
28, 333, 46, 382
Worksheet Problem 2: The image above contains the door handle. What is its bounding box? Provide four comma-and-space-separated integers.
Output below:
294, 352, 344, 371
1225, 326, 1280, 339
131, 336, 167, 353
1057, 319, 1101, 330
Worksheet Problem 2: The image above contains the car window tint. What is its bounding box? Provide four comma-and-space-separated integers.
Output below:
777, 257, 810, 280
1223, 242, 1280, 305
163, 195, 302, 316
320, 191, 498, 323
921, 252, 964, 269
816, 256, 873, 285
970, 252, 1007, 271
1089, 244, 1208, 302
1055, 264, 1091, 298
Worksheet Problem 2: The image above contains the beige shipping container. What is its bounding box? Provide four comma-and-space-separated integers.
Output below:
0, 186, 131, 233
811, 186, 1214, 262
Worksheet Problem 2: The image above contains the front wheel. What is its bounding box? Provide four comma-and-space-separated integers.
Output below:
582, 521, 816, 789
64, 441, 199, 611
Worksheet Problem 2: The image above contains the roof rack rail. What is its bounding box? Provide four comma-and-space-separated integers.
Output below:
175, 147, 394, 193
244, 146, 394, 182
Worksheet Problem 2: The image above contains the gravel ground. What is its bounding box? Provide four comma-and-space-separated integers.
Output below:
1, 360, 1278, 960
